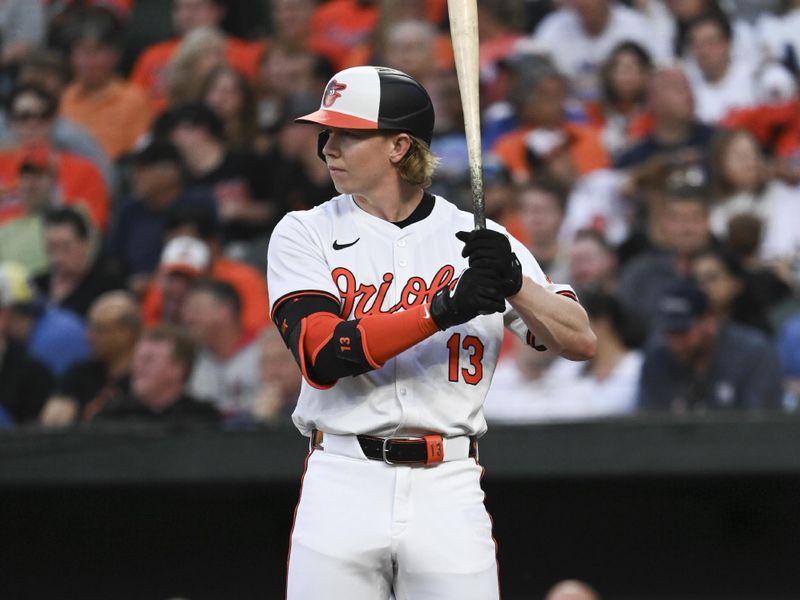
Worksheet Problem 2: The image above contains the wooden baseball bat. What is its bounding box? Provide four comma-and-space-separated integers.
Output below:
448, 0, 485, 230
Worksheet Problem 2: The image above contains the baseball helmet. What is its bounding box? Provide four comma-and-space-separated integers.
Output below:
295, 66, 435, 147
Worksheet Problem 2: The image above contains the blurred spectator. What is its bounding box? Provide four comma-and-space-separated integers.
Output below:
129, 0, 266, 113
517, 178, 571, 282
532, 0, 666, 102
60, 7, 152, 160
40, 290, 140, 427
259, 94, 337, 213
559, 167, 632, 246
269, 0, 316, 51
95, 324, 221, 423
615, 66, 715, 170
0, 50, 114, 186
667, 0, 760, 63
160, 102, 276, 249
724, 213, 795, 317
34, 207, 124, 319
308, 0, 378, 71
638, 281, 783, 412
110, 141, 216, 295
721, 96, 800, 175
0, 149, 57, 275
777, 313, 800, 412
252, 325, 300, 422
491, 60, 609, 185
683, 13, 793, 123
0, 0, 45, 68
0, 261, 54, 425
182, 279, 260, 420
256, 45, 331, 137
145, 235, 208, 326
0, 260, 89, 377
482, 335, 568, 423
545, 579, 601, 600
620, 185, 714, 331
141, 224, 270, 334
691, 247, 772, 334
584, 41, 654, 157
0, 83, 110, 229
476, 0, 526, 104
166, 26, 227, 108
201, 65, 257, 149
756, 0, 800, 64
567, 229, 619, 293
708, 128, 800, 261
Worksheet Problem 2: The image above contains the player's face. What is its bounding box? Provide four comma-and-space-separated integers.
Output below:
320, 128, 398, 196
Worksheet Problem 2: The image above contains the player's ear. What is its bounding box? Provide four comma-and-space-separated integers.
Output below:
388, 133, 413, 165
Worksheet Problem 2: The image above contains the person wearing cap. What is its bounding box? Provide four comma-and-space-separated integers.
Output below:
0, 260, 89, 379
110, 140, 216, 295
268, 65, 595, 598
638, 280, 782, 412
0, 262, 55, 425
0, 146, 57, 276
0, 82, 110, 229
140, 209, 270, 334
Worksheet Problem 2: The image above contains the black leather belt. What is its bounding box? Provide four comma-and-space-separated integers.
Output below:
311, 430, 478, 465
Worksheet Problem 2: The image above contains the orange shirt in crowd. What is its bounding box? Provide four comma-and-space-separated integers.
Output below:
723, 100, 800, 158
141, 256, 270, 334
0, 149, 109, 229
129, 36, 266, 113
60, 78, 153, 160
491, 123, 610, 183
309, 0, 379, 70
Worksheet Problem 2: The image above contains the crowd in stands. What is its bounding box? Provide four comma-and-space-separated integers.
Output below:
2, 0, 800, 429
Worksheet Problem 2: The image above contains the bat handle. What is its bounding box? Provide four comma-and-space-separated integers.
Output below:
470, 163, 486, 230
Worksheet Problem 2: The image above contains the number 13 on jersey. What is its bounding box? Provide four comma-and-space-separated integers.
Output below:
446, 333, 485, 385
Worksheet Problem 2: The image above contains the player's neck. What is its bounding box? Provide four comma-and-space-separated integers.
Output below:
353, 182, 424, 223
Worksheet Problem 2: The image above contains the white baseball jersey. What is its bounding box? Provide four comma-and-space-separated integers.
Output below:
267, 193, 574, 438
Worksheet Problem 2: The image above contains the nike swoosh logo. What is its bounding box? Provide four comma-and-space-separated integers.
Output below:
333, 238, 360, 250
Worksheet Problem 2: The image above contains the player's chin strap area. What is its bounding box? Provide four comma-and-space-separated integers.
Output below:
311, 429, 478, 466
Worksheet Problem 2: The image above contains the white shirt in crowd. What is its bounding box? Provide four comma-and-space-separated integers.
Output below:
533, 2, 668, 101
188, 337, 261, 418
711, 179, 800, 262
686, 59, 795, 124
483, 350, 642, 424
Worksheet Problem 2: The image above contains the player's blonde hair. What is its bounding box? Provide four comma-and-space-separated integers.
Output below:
397, 135, 440, 188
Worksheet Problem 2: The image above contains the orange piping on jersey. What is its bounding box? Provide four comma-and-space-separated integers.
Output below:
297, 316, 335, 390
270, 290, 340, 322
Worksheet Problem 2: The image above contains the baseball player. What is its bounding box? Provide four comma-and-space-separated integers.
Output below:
267, 66, 596, 599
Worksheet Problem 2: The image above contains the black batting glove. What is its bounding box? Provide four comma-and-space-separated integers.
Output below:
429, 267, 507, 330
455, 229, 523, 297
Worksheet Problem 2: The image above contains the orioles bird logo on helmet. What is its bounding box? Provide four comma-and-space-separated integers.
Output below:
323, 79, 347, 107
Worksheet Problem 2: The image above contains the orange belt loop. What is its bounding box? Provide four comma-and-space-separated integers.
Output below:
424, 434, 444, 465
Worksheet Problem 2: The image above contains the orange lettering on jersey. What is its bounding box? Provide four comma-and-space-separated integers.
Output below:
332, 265, 456, 319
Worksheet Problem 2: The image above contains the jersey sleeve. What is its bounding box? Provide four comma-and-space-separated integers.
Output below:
498, 223, 579, 350
267, 213, 341, 319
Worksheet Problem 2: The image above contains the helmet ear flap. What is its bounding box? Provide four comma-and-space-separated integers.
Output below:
317, 130, 329, 161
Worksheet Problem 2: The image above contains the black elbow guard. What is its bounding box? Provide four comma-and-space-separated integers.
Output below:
312, 319, 378, 380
